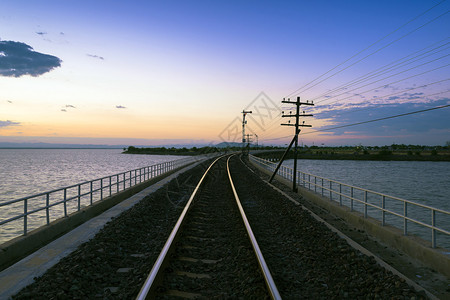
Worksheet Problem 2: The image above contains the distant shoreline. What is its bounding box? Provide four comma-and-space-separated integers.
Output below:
256, 152, 450, 162
122, 146, 221, 156
0, 147, 124, 150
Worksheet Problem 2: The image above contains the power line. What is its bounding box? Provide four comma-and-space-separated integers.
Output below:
310, 40, 450, 102
254, 77, 450, 141
261, 94, 450, 142
316, 85, 450, 117
318, 63, 450, 107
285, 2, 449, 98
302, 104, 450, 135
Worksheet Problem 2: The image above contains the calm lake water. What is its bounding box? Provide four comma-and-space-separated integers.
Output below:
0, 149, 185, 244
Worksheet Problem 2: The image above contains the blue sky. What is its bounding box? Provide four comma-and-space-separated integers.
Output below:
0, 0, 449, 146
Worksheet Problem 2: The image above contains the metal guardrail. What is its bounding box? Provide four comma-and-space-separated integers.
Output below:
0, 155, 213, 243
249, 154, 450, 249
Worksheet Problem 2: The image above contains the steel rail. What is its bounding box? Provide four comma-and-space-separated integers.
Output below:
226, 154, 282, 300
136, 154, 226, 300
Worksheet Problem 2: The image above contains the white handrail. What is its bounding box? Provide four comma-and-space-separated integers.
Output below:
249, 154, 450, 249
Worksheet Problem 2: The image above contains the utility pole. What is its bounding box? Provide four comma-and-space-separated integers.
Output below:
270, 96, 313, 192
255, 134, 258, 149
242, 110, 252, 154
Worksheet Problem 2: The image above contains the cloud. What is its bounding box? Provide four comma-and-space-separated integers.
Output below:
0, 120, 20, 128
7, 100, 12, 103
403, 92, 424, 100
65, 104, 76, 108
36, 31, 47, 36
87, 54, 104, 60
0, 40, 62, 77
387, 96, 400, 101
61, 109, 67, 112
116, 105, 126, 109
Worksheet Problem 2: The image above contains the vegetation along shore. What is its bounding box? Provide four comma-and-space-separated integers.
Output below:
124, 144, 449, 162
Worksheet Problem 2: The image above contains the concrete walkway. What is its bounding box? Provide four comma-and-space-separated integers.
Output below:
0, 162, 201, 299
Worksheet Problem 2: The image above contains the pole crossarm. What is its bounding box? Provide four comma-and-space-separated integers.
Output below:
281, 100, 315, 105
282, 114, 313, 117
281, 124, 312, 127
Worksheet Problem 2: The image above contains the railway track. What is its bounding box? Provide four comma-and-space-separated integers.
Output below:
137, 154, 281, 299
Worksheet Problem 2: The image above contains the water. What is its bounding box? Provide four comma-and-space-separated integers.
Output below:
0, 149, 185, 244
282, 159, 450, 249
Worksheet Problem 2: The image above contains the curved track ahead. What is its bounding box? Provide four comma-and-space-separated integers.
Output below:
137, 154, 281, 299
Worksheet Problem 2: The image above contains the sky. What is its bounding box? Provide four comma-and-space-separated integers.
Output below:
0, 0, 449, 147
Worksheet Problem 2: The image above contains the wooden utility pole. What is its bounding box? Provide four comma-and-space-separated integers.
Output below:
279, 96, 314, 192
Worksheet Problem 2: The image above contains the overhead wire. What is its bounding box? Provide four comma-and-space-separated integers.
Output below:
287, 10, 449, 97
318, 63, 450, 107
254, 41, 450, 141
310, 39, 450, 102
316, 88, 450, 118
261, 101, 450, 142
300, 103, 450, 136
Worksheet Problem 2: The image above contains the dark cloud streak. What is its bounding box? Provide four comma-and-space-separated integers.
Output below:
87, 54, 104, 60
0, 41, 62, 77
0, 120, 20, 128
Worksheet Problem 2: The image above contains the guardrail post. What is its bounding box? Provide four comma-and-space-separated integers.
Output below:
339, 184, 342, 206
404, 202, 408, 236
100, 179, 103, 200
129, 171, 132, 187
382, 195, 385, 226
431, 209, 436, 248
364, 191, 367, 218
117, 174, 119, 193
78, 184, 81, 211
303, 173, 305, 187
109, 176, 112, 196
90, 181, 93, 205
135, 170, 137, 185
24, 198, 28, 235
329, 181, 332, 201
46, 193, 50, 224
321, 178, 324, 196
314, 177, 317, 193
351, 187, 354, 211
308, 174, 311, 190
64, 188, 67, 217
